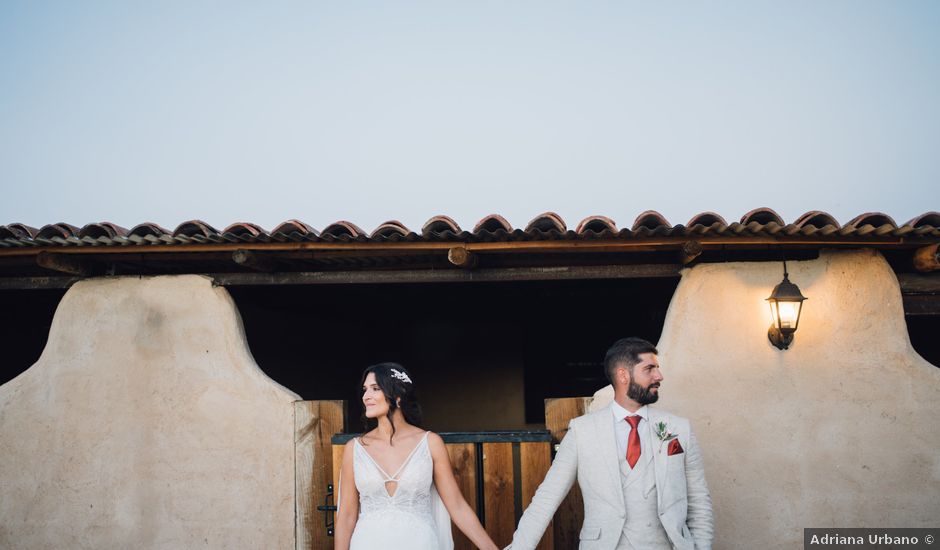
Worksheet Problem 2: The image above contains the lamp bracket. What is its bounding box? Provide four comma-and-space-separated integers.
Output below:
768, 325, 794, 350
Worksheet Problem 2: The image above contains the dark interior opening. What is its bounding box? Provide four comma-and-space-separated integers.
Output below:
0, 289, 65, 386
228, 278, 679, 433
905, 315, 940, 368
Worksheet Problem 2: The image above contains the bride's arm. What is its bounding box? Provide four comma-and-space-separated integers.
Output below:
334, 439, 360, 550
429, 432, 499, 550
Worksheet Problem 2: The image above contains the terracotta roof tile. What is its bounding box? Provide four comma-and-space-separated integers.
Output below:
740, 207, 784, 226
371, 220, 411, 238
2, 209, 939, 251
632, 210, 670, 231
473, 214, 512, 234
321, 221, 365, 239
173, 220, 220, 238
576, 215, 617, 234
525, 212, 566, 233
422, 215, 461, 236
129, 222, 171, 237
794, 211, 840, 230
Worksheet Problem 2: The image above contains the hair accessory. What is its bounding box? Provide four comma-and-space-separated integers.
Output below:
389, 368, 412, 384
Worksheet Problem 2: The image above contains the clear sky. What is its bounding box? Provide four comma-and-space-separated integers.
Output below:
1, 1, 938, 234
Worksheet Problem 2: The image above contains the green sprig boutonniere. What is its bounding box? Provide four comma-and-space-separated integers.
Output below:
654, 420, 678, 453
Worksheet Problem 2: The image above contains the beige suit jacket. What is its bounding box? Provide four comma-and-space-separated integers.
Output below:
507, 405, 714, 550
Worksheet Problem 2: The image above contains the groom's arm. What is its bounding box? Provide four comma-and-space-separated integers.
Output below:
684, 429, 714, 550
506, 421, 580, 550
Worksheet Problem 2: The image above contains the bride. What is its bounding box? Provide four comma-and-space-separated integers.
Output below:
334, 362, 498, 550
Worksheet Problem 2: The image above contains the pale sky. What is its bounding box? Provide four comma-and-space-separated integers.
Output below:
1, 1, 938, 234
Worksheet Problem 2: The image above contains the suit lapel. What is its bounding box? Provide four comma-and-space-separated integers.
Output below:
594, 407, 626, 510
647, 407, 668, 512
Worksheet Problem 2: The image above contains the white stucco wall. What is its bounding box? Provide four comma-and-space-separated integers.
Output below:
592, 250, 940, 549
0, 275, 300, 549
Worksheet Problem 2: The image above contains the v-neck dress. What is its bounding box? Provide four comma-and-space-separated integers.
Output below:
350, 432, 440, 549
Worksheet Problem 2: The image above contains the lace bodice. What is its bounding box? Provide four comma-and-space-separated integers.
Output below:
353, 432, 434, 520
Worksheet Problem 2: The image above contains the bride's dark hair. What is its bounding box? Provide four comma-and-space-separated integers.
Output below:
360, 362, 423, 444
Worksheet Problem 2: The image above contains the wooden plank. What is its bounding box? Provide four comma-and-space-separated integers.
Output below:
211, 265, 681, 286
520, 442, 554, 550
482, 442, 516, 548
0, 234, 922, 259
545, 397, 593, 550
903, 294, 940, 316
446, 443, 477, 550
898, 273, 940, 294
294, 400, 345, 550
332, 444, 345, 498
35, 251, 97, 276
0, 276, 78, 290
914, 243, 940, 272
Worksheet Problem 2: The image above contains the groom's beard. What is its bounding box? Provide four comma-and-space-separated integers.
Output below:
627, 379, 660, 405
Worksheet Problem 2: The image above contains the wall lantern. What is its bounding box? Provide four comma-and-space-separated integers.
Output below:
766, 261, 807, 350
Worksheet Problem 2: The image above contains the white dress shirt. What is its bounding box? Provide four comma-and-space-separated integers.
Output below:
610, 401, 649, 461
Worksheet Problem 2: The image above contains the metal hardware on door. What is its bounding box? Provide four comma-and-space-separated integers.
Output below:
317, 483, 337, 536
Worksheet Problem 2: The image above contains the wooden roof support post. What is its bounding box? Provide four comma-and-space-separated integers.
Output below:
447, 246, 477, 269
35, 251, 96, 276
232, 249, 276, 272
913, 243, 940, 272
680, 241, 703, 265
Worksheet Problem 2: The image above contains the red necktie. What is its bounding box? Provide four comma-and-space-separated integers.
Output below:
626, 416, 641, 469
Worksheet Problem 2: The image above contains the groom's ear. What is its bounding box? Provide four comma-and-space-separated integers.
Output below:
617, 365, 630, 385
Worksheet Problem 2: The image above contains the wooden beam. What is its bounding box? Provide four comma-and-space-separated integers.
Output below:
35, 251, 96, 276
447, 246, 477, 268
903, 295, 940, 316
0, 235, 928, 258
913, 243, 940, 272
232, 249, 276, 272
0, 276, 78, 290
209, 264, 681, 286
897, 273, 940, 294
680, 241, 703, 265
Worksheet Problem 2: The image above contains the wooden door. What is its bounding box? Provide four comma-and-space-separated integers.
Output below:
544, 397, 593, 550
295, 400, 346, 550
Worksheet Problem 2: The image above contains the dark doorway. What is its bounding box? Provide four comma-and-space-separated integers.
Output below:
228, 277, 679, 433
906, 315, 940, 368
0, 289, 66, 386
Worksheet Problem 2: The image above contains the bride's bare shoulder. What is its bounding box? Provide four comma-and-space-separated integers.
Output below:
425, 431, 446, 451
357, 428, 381, 446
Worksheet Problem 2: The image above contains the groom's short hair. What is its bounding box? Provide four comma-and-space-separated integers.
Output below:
604, 337, 658, 384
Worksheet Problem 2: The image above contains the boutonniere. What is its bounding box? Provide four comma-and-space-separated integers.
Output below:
654, 420, 678, 453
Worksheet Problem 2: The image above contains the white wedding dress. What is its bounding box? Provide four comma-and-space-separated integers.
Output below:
349, 431, 453, 550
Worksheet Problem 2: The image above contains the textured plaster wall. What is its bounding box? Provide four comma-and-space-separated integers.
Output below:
0, 275, 300, 549
592, 250, 940, 549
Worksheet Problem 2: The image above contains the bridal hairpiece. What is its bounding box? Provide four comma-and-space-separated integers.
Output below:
389, 368, 412, 384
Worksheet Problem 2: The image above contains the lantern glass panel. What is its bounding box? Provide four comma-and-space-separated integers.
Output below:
769, 300, 780, 328
777, 300, 801, 331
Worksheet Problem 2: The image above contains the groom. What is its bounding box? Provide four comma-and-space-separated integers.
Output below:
508, 337, 713, 550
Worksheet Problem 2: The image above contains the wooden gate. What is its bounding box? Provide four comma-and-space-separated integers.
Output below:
295, 398, 590, 550
330, 432, 553, 549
